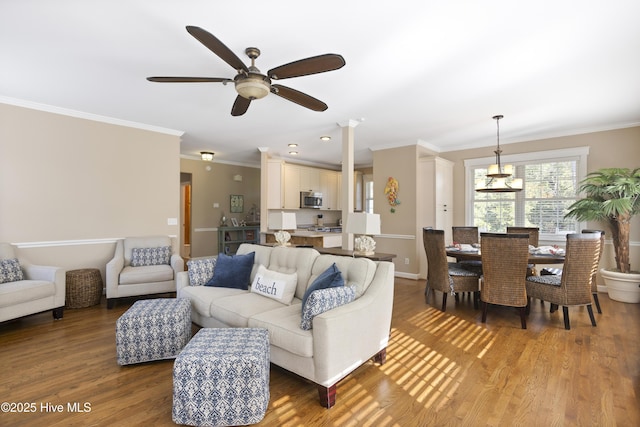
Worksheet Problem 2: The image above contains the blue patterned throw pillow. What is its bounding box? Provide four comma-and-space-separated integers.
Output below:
186, 257, 217, 286
205, 252, 255, 290
301, 263, 344, 310
130, 246, 172, 267
0, 258, 24, 284
300, 285, 356, 330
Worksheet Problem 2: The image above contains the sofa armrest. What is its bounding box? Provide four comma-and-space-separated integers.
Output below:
170, 254, 184, 275
105, 240, 124, 298
311, 261, 395, 386
22, 263, 66, 307
176, 271, 190, 293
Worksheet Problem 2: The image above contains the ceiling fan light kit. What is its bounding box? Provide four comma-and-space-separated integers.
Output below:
475, 115, 523, 193
147, 26, 345, 116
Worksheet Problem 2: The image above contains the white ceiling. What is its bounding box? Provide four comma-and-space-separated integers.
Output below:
2, 1, 639, 168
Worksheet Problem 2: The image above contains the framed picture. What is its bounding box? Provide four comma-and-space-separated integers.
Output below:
230, 194, 243, 213
230, 218, 239, 227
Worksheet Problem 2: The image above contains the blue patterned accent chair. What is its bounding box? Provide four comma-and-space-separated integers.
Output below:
115, 298, 191, 365
172, 328, 270, 427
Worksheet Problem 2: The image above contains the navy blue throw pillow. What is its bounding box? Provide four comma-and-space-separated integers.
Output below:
205, 252, 255, 290
301, 263, 344, 310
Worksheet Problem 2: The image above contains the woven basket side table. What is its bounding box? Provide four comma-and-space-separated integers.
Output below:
65, 268, 103, 308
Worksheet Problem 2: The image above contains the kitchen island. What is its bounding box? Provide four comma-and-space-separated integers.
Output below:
263, 230, 342, 248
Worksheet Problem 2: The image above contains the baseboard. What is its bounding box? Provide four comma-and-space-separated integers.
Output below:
394, 271, 419, 280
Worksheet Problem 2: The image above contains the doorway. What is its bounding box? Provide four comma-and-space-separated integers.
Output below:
180, 173, 192, 260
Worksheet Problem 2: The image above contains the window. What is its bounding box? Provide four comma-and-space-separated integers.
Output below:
465, 147, 589, 241
364, 176, 374, 214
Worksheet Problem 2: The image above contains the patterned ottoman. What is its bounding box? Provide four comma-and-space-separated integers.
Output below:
116, 298, 191, 365
172, 328, 270, 427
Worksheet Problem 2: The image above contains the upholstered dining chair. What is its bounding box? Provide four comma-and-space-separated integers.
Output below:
423, 228, 480, 311
480, 232, 530, 329
525, 233, 600, 330
507, 227, 540, 276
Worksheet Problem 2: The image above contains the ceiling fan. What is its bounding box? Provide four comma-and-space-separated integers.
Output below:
147, 26, 346, 116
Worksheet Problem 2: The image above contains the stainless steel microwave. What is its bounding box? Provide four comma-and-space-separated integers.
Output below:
300, 191, 322, 209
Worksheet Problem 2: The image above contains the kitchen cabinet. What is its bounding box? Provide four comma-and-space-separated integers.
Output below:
320, 170, 339, 210
283, 164, 301, 209
299, 166, 320, 192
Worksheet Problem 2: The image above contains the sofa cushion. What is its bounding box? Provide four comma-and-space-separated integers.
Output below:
301, 263, 344, 310
205, 252, 255, 290
309, 255, 377, 298
210, 292, 287, 328
186, 257, 217, 286
265, 246, 320, 300
179, 285, 248, 317
130, 246, 172, 267
248, 304, 313, 358
119, 264, 174, 285
251, 265, 298, 305
300, 285, 356, 330
0, 280, 55, 307
0, 258, 24, 284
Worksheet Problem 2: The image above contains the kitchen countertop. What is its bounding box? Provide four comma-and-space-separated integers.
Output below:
263, 229, 341, 238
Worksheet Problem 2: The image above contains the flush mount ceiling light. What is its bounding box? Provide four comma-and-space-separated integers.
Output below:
475, 115, 523, 193
320, 136, 331, 141
200, 151, 214, 161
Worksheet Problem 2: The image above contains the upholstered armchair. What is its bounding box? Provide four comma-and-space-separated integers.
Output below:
0, 242, 65, 322
106, 236, 184, 308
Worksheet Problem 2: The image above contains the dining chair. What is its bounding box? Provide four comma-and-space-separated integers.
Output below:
582, 229, 605, 313
451, 226, 483, 276
480, 232, 530, 329
525, 233, 600, 330
423, 228, 480, 312
452, 226, 479, 244
507, 227, 540, 276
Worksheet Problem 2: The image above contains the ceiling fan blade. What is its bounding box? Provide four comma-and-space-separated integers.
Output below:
271, 84, 328, 111
147, 77, 233, 83
231, 95, 251, 116
268, 54, 345, 80
186, 26, 249, 73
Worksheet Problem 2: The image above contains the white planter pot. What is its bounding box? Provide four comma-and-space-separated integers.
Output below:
601, 268, 640, 303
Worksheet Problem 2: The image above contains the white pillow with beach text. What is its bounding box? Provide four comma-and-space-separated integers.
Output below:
250, 265, 298, 305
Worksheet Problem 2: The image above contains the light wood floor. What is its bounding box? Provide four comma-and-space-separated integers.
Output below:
1, 278, 639, 426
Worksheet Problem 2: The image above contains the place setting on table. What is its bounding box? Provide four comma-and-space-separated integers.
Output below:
445, 241, 566, 265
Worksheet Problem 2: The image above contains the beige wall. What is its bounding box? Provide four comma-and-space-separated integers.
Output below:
372, 126, 639, 278
0, 102, 182, 276
372, 145, 420, 275
180, 158, 260, 258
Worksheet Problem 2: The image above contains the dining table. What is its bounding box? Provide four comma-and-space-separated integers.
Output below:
445, 248, 566, 265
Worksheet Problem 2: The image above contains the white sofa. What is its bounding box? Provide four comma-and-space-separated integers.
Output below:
177, 243, 395, 408
0, 242, 66, 322
106, 236, 184, 308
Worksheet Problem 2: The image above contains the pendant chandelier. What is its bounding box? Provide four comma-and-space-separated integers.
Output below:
475, 115, 523, 193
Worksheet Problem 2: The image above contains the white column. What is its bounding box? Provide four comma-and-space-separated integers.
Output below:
338, 120, 360, 249
258, 147, 269, 243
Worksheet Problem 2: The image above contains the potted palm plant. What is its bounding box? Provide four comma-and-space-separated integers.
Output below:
565, 167, 640, 302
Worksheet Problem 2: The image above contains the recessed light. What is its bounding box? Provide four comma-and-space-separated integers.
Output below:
288, 143, 298, 147
289, 151, 298, 155
320, 136, 331, 141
